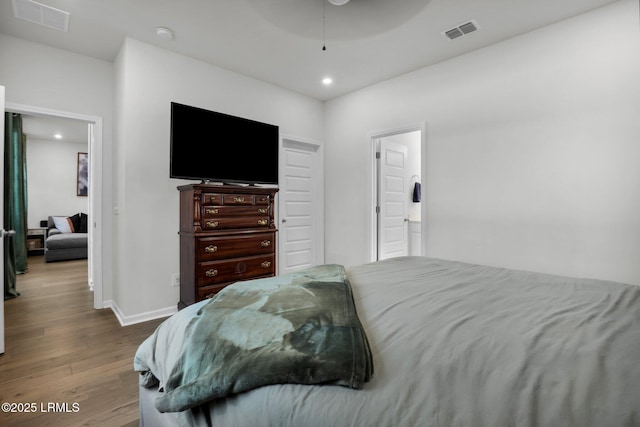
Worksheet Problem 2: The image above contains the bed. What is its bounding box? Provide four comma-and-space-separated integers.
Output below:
135, 256, 640, 427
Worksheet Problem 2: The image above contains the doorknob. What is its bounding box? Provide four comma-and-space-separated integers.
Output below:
1, 229, 16, 238
282, 218, 287, 223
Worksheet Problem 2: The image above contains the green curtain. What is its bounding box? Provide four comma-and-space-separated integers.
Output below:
4, 112, 28, 300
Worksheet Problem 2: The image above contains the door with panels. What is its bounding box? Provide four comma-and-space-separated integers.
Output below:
377, 139, 408, 260
279, 139, 324, 274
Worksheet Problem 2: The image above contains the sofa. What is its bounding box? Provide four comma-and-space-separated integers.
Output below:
45, 214, 88, 262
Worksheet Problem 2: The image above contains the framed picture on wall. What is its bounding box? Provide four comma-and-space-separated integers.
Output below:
77, 152, 89, 197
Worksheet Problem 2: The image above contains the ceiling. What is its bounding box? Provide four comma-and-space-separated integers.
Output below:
0, 0, 619, 101
21, 115, 88, 144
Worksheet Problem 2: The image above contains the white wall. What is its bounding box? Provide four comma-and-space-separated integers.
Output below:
113, 38, 324, 321
324, 0, 640, 286
0, 34, 114, 300
26, 137, 89, 227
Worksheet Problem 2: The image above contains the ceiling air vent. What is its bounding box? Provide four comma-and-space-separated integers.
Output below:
444, 27, 463, 40
11, 0, 70, 32
443, 20, 479, 41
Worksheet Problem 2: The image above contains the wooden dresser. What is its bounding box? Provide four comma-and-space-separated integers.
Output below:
177, 184, 278, 308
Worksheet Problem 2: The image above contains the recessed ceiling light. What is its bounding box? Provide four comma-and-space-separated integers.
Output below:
54, 133, 62, 139
322, 77, 333, 86
155, 27, 174, 41
328, 0, 350, 5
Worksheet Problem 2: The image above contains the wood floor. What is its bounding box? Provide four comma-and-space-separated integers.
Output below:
0, 256, 165, 427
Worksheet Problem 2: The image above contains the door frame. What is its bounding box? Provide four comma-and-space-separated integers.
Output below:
367, 122, 427, 262
1, 86, 5, 353
278, 135, 325, 273
6, 102, 104, 309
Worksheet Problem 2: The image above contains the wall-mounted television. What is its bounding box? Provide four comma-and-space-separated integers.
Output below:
170, 102, 279, 185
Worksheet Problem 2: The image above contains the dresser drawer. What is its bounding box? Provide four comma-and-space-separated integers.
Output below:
202, 193, 223, 205
202, 206, 270, 218
197, 282, 233, 300
202, 216, 271, 230
196, 233, 275, 261
197, 274, 274, 300
202, 193, 271, 206
223, 194, 255, 205
197, 254, 275, 287
256, 194, 272, 205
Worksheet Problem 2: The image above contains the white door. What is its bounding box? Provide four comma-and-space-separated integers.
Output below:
279, 139, 323, 274
377, 139, 408, 260
1, 86, 5, 354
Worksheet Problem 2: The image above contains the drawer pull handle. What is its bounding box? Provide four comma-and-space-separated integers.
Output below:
205, 208, 219, 215
206, 221, 219, 228
205, 293, 215, 299
257, 208, 268, 214
204, 245, 218, 253
205, 269, 218, 277
260, 240, 271, 248
261, 261, 272, 268
257, 219, 268, 226
234, 197, 245, 203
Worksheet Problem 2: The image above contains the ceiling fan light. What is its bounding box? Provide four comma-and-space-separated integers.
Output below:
328, 0, 350, 5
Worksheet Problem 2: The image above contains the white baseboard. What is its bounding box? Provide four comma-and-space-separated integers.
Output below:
105, 300, 177, 326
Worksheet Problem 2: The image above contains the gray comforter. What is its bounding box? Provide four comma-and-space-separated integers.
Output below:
135, 264, 372, 413
137, 257, 640, 426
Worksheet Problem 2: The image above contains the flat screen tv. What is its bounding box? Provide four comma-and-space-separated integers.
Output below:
170, 102, 279, 185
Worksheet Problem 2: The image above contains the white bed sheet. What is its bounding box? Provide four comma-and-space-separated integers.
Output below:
139, 256, 640, 427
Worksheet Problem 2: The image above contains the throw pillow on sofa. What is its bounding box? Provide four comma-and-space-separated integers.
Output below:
80, 213, 88, 233
69, 213, 88, 233
52, 216, 75, 233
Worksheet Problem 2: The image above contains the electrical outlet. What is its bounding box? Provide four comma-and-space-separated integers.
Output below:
171, 273, 180, 287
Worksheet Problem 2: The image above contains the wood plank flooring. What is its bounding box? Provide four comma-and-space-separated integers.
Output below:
0, 256, 166, 427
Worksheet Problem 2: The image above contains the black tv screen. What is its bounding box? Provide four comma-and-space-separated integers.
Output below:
170, 102, 279, 185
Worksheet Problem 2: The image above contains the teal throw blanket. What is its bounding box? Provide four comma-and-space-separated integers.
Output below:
135, 264, 373, 413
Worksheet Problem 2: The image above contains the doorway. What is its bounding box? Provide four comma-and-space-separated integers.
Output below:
369, 124, 425, 262
5, 102, 103, 309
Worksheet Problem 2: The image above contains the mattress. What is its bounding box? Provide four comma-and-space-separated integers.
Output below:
138, 256, 640, 427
